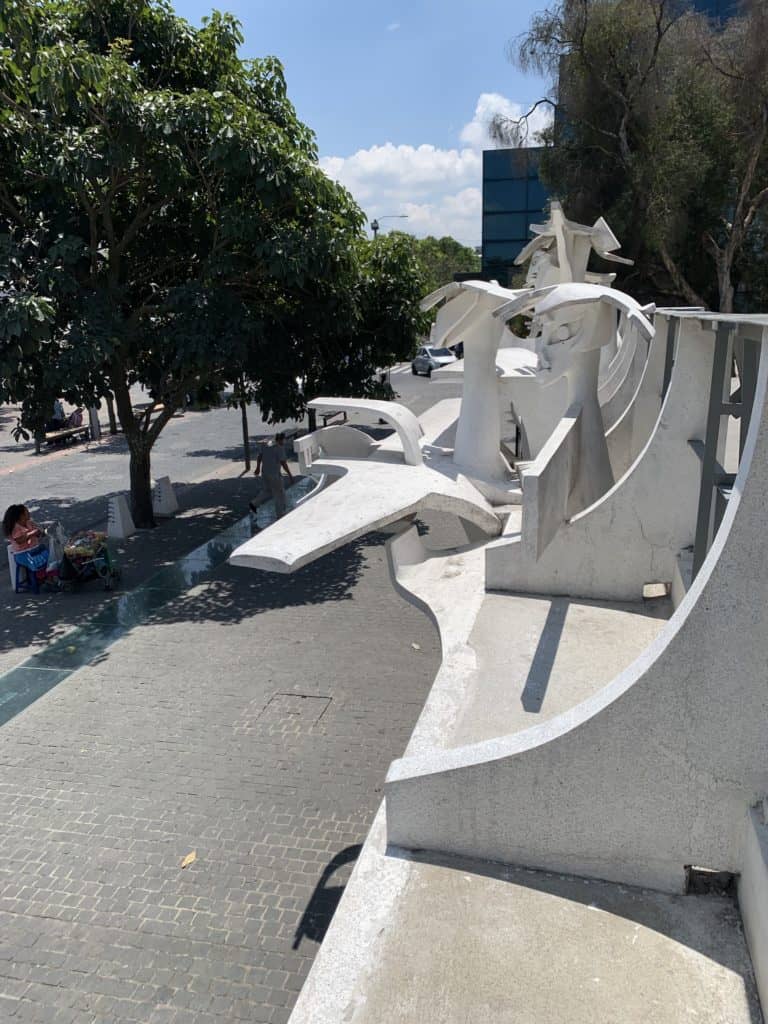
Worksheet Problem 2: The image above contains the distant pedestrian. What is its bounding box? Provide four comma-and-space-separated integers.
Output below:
251, 433, 293, 519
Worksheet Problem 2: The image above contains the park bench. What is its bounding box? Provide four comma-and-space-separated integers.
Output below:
43, 424, 90, 447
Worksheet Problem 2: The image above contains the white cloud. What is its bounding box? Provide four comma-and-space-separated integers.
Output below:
460, 92, 551, 149
320, 92, 552, 246
399, 189, 483, 245
386, 21, 400, 31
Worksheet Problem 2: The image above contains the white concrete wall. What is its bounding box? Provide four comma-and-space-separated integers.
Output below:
386, 334, 768, 893
486, 317, 714, 601
502, 375, 568, 461
521, 407, 581, 560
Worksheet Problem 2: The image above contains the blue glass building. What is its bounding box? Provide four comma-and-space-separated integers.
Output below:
481, 147, 549, 283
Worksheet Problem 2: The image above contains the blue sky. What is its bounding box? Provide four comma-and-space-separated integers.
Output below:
174, 1, 552, 245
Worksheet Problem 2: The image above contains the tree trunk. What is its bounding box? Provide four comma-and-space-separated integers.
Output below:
129, 442, 155, 528
308, 407, 317, 432
718, 264, 735, 314
240, 400, 251, 471
111, 375, 157, 528
105, 393, 117, 434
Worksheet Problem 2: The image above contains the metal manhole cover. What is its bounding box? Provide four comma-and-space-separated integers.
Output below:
262, 693, 331, 725
233, 693, 332, 737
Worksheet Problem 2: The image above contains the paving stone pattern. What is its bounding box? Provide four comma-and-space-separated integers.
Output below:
0, 529, 440, 1023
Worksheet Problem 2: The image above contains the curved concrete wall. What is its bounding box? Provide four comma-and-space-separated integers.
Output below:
605, 313, 670, 479
386, 336, 768, 893
486, 317, 714, 601
599, 326, 648, 432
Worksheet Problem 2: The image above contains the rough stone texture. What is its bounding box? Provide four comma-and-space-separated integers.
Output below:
0, 529, 440, 1023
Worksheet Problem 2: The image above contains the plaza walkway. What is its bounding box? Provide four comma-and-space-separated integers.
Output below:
0, 503, 441, 1022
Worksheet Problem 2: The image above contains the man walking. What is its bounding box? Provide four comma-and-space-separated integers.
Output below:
251, 432, 293, 519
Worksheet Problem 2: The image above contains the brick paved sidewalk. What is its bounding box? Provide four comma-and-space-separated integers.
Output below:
0, 465, 272, 676
0, 523, 441, 1023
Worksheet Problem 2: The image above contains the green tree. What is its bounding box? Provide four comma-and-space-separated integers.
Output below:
0, 0, 424, 526
499, 0, 768, 311
247, 230, 429, 422
403, 234, 481, 296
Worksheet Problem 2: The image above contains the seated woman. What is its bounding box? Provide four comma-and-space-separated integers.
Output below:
46, 398, 66, 432
3, 504, 46, 554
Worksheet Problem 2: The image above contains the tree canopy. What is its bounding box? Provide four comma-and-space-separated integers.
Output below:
501, 0, 768, 311
404, 234, 481, 297
0, 0, 427, 524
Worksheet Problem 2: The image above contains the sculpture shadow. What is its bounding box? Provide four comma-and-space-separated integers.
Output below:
292, 844, 362, 950
520, 598, 569, 712
185, 444, 255, 462
140, 531, 381, 630
398, 848, 761, 1012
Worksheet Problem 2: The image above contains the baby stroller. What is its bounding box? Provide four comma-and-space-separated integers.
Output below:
57, 531, 121, 591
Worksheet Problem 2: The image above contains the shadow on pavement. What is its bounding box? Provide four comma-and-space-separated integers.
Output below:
1, 475, 387, 665
0, 474, 260, 661
292, 844, 362, 950
142, 531, 382, 628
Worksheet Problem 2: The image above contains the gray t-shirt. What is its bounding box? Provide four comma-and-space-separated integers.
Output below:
260, 442, 286, 478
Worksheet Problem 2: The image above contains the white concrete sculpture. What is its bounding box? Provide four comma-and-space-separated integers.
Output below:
423, 280, 522, 495
487, 312, 711, 599
229, 396, 505, 574
231, 234, 652, 575
228, 181, 768, 1021
386, 315, 768, 898
429, 204, 643, 465
494, 282, 655, 518
516, 200, 633, 286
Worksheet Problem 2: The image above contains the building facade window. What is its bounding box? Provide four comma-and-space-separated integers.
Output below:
481, 147, 550, 283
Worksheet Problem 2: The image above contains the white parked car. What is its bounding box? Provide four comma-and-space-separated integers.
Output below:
411, 346, 456, 377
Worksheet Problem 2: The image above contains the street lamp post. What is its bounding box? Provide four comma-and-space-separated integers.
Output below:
370, 214, 408, 239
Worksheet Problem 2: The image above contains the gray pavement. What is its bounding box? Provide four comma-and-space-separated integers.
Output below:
0, 369, 459, 673
0, 370, 458, 1022
0, 465, 266, 676
0, 525, 441, 1023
